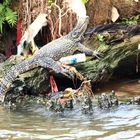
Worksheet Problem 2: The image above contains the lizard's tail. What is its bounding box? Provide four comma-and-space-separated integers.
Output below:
0, 56, 62, 103
0, 57, 35, 102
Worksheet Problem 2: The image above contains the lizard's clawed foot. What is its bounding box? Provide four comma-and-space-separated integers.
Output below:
93, 50, 104, 59
49, 62, 75, 79
61, 67, 75, 79
60, 65, 85, 81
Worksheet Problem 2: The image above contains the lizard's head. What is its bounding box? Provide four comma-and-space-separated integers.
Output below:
68, 16, 89, 41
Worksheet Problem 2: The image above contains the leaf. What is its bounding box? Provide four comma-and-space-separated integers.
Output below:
122, 15, 138, 25
3, 0, 11, 6
0, 0, 17, 33
0, 4, 4, 13
0, 17, 5, 33
81, 0, 88, 4
5, 7, 17, 26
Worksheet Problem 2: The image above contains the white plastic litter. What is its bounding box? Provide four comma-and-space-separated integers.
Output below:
59, 53, 86, 64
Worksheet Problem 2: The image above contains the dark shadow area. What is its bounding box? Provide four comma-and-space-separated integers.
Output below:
54, 75, 82, 91
34, 23, 52, 48
113, 55, 140, 79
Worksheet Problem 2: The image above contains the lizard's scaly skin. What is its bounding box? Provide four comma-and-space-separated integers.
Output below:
0, 16, 95, 102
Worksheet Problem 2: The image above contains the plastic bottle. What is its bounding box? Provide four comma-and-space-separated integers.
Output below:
59, 53, 86, 64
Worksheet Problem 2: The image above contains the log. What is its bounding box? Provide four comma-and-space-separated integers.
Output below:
76, 24, 140, 83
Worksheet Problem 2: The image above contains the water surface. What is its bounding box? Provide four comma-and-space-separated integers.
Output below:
0, 80, 140, 140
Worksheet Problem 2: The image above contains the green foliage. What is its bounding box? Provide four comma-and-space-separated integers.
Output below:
81, 0, 88, 4
96, 34, 104, 42
48, 0, 55, 7
5, 8, 17, 26
122, 15, 139, 25
0, 0, 17, 33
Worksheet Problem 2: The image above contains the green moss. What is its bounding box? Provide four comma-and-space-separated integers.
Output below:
122, 15, 140, 25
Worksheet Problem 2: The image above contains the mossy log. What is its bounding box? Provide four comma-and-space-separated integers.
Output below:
75, 24, 140, 83
1, 24, 140, 101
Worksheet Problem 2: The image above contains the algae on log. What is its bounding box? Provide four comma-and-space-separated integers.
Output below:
76, 33, 140, 83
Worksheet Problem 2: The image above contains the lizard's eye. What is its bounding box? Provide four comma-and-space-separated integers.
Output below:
23, 41, 27, 49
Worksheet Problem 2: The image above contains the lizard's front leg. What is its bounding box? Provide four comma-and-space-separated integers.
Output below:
37, 57, 74, 79
77, 43, 103, 59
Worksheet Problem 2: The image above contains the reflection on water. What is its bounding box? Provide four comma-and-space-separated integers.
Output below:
0, 81, 140, 140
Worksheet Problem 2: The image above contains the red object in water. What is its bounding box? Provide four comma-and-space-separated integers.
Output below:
16, 18, 22, 46
50, 75, 58, 93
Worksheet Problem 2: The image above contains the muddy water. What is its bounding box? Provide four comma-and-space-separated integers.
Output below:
0, 80, 140, 140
